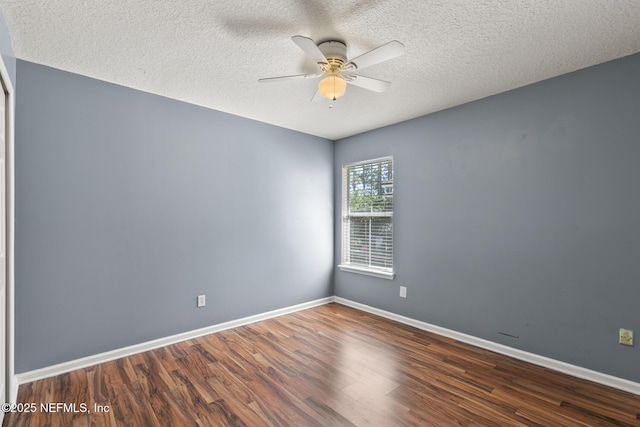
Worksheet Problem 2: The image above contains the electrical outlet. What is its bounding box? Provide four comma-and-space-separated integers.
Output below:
399, 286, 407, 298
619, 328, 634, 346
197, 294, 206, 308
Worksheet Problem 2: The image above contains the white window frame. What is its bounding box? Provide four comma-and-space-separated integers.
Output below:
339, 156, 395, 280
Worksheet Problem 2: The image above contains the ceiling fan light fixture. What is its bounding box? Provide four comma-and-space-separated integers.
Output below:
318, 76, 346, 100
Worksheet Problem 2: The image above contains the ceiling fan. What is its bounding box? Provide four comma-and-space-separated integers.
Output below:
259, 35, 405, 102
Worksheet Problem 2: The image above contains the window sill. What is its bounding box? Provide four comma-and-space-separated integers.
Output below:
338, 264, 395, 280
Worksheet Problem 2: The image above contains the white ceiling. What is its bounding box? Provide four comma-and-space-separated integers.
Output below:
1, 1, 640, 140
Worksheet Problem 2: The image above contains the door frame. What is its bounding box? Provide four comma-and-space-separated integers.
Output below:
0, 53, 15, 406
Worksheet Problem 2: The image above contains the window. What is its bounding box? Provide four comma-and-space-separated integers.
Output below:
339, 157, 394, 279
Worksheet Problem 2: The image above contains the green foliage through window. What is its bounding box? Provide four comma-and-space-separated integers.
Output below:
347, 160, 393, 213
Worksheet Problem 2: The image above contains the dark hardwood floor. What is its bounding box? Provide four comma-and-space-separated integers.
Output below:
4, 303, 640, 426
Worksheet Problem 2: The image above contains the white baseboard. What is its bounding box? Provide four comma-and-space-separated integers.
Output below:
16, 297, 334, 385
15, 295, 640, 397
334, 297, 640, 396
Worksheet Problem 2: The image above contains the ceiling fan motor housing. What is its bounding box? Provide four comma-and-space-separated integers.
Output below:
318, 41, 347, 62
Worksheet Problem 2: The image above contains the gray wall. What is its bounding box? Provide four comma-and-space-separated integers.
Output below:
15, 60, 334, 373
334, 53, 640, 382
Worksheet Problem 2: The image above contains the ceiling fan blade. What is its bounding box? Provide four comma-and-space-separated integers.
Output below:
291, 35, 327, 64
347, 40, 405, 70
345, 74, 391, 92
259, 73, 320, 83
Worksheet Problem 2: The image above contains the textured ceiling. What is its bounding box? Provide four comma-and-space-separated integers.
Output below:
1, 1, 640, 140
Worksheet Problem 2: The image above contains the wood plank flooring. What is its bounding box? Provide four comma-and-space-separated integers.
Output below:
4, 303, 640, 426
